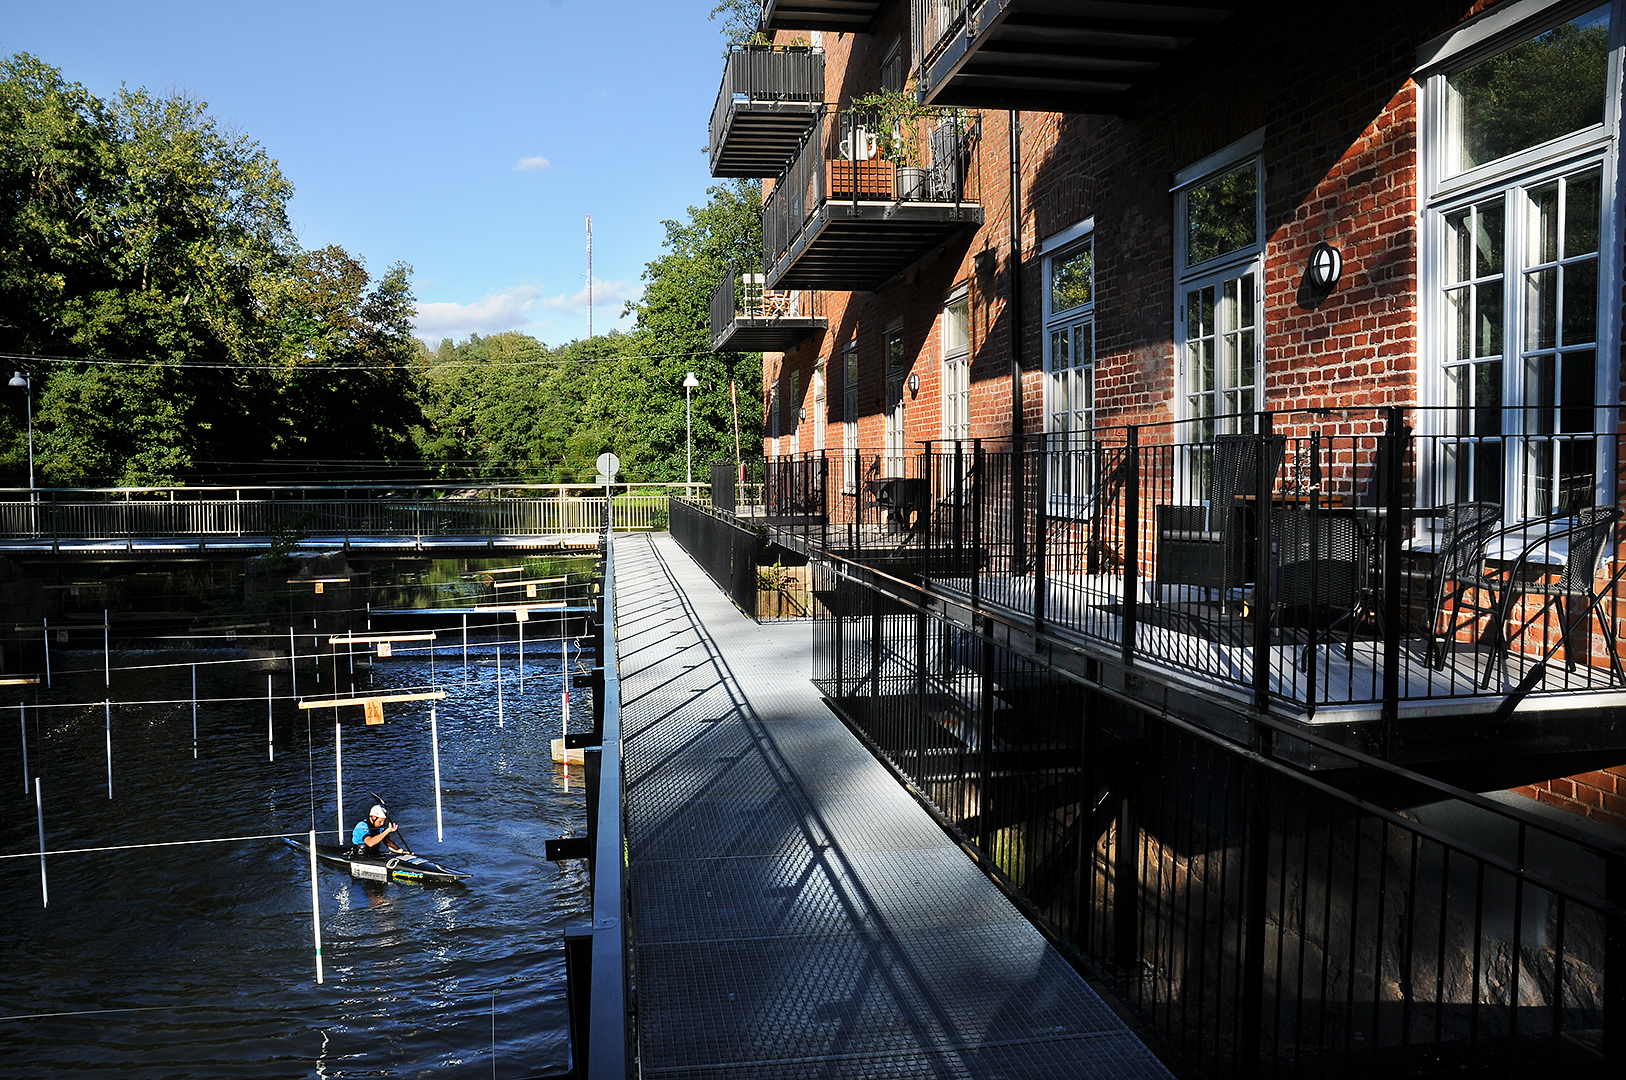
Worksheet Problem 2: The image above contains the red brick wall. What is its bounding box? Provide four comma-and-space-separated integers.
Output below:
1515, 767, 1626, 830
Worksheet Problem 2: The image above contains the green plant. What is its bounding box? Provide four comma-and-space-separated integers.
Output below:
756, 559, 792, 593
851, 84, 939, 167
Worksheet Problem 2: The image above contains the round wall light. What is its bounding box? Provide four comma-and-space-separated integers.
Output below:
1307, 242, 1343, 292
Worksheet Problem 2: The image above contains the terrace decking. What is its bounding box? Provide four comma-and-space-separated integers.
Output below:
613, 531, 1173, 1078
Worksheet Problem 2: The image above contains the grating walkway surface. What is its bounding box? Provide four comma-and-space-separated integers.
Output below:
613, 533, 1173, 1079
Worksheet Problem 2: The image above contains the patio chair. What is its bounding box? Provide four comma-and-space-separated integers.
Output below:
1481, 505, 1625, 689
1424, 502, 1504, 670
1153, 433, 1285, 593
1272, 508, 1377, 671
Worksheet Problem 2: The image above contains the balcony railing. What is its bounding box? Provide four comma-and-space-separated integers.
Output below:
709, 261, 825, 352
708, 44, 824, 178
763, 107, 982, 290
761, 0, 884, 33
721, 407, 1626, 724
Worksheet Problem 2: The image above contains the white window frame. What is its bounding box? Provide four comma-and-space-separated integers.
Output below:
941, 285, 971, 443
1417, 0, 1624, 518
884, 320, 908, 475
1173, 131, 1267, 445
842, 338, 860, 490
813, 358, 827, 452
1041, 220, 1097, 513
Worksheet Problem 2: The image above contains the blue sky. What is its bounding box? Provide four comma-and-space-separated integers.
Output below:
0, 1, 732, 347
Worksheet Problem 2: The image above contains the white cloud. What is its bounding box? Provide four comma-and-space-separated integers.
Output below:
414, 285, 546, 343
543, 278, 637, 314
413, 279, 641, 344
514, 155, 552, 172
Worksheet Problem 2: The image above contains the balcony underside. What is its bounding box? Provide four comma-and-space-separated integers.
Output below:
711, 315, 827, 353
712, 103, 822, 178
919, 0, 1243, 113
762, 0, 884, 32
765, 201, 983, 291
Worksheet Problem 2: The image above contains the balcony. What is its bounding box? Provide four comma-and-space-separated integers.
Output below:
710, 262, 827, 352
717, 407, 1626, 761
761, 0, 885, 33
710, 45, 825, 179
913, 0, 1245, 113
763, 108, 983, 291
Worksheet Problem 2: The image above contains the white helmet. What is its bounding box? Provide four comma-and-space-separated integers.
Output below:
368, 804, 388, 819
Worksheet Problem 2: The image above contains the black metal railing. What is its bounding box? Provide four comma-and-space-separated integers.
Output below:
708, 44, 824, 173
670, 497, 762, 620
727, 407, 1626, 715
709, 261, 820, 341
913, 0, 974, 76
763, 106, 981, 271
811, 549, 1626, 1077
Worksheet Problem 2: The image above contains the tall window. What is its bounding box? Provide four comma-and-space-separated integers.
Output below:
942, 289, 970, 442
813, 359, 827, 452
885, 323, 907, 474
843, 339, 859, 453
1043, 226, 1095, 507
1176, 141, 1264, 443
769, 384, 780, 455
788, 369, 800, 453
1425, 3, 1618, 517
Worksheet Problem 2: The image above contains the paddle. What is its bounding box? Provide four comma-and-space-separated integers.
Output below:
369, 790, 416, 857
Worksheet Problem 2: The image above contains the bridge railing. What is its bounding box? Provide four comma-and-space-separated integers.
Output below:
0, 483, 703, 540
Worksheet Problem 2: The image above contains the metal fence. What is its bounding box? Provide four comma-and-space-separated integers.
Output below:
811, 551, 1626, 1077
737, 407, 1626, 717
669, 497, 761, 620
708, 43, 824, 172
0, 484, 686, 541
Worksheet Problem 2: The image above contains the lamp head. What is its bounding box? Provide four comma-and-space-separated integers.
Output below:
682, 372, 700, 390
8, 372, 26, 389
1306, 242, 1342, 292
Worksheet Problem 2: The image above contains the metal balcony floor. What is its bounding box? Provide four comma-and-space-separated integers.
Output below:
612, 532, 1173, 1079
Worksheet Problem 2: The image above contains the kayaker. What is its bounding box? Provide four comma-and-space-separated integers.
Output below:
352, 804, 411, 859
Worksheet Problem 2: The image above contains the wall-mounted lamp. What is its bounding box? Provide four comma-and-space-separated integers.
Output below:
973, 249, 997, 277
1306, 242, 1343, 292
798, 407, 806, 420
907, 373, 920, 393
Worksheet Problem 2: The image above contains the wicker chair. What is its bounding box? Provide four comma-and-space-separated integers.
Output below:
1154, 434, 1285, 592
1481, 505, 1624, 688
1424, 502, 1505, 670
1272, 508, 1376, 671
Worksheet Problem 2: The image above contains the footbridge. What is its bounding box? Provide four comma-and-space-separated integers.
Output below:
0, 483, 697, 560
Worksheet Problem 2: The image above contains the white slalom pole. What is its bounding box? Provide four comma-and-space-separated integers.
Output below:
42, 618, 50, 689
335, 721, 344, 844
19, 702, 27, 794
267, 674, 274, 762
289, 627, 297, 698
35, 777, 47, 908
103, 609, 109, 690
431, 706, 444, 843
496, 633, 504, 729
191, 665, 198, 759
518, 615, 524, 695
462, 614, 469, 684
104, 699, 112, 800
308, 829, 324, 984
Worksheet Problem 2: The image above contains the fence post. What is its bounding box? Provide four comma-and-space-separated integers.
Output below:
953, 439, 964, 575
1238, 759, 1271, 1077
1252, 412, 1275, 713
1381, 406, 1407, 757
1122, 427, 1139, 668
820, 451, 829, 549
1013, 431, 1027, 578
972, 440, 984, 612
977, 613, 994, 856
1035, 437, 1048, 634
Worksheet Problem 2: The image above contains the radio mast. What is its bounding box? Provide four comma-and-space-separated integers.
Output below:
586, 215, 593, 340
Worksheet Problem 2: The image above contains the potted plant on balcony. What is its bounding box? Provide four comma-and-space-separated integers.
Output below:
852, 84, 938, 201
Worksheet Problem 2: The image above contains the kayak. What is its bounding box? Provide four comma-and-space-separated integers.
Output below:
283, 836, 470, 885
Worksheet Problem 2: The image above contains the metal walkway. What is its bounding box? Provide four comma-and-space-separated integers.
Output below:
613, 532, 1173, 1079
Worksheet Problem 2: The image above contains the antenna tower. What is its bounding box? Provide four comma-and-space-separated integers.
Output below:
586, 215, 593, 339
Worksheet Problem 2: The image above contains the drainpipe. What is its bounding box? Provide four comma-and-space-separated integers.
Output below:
1009, 109, 1027, 571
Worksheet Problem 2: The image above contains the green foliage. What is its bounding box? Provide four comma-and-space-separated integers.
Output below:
0, 53, 420, 485
709, 0, 761, 53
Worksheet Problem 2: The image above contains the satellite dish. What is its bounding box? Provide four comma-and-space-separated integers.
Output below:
595, 452, 621, 484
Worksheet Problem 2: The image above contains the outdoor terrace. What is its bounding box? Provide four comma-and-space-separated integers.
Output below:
763, 106, 982, 291
710, 407, 1626, 763
912, 0, 1246, 113
708, 44, 824, 178
709, 261, 827, 353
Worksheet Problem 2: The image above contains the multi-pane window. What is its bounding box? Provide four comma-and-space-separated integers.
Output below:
843, 339, 859, 453
813, 359, 827, 452
942, 290, 970, 442
1177, 152, 1264, 442
885, 324, 907, 474
1427, 4, 1616, 517
1044, 233, 1095, 506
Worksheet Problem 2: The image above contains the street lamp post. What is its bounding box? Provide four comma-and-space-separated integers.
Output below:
682, 371, 700, 492
8, 372, 33, 535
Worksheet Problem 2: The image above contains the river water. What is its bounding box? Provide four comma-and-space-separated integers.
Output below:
0, 642, 588, 1077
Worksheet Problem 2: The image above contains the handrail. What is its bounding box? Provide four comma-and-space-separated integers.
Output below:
585, 523, 631, 1077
